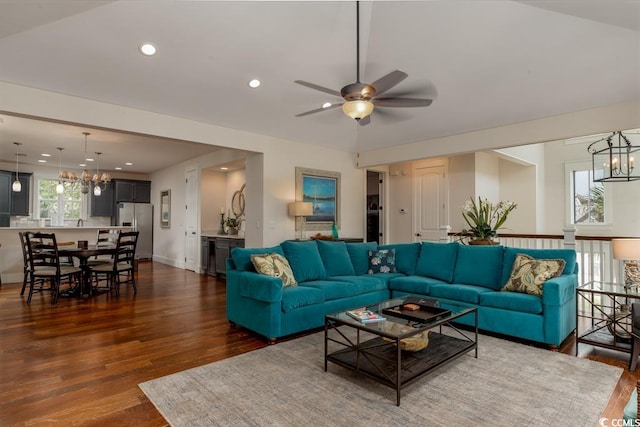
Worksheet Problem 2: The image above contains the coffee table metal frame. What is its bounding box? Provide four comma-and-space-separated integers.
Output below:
324, 298, 478, 406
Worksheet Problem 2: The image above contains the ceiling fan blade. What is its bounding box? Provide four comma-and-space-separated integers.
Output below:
358, 115, 370, 126
373, 97, 433, 108
295, 103, 343, 117
369, 70, 408, 96
294, 80, 342, 97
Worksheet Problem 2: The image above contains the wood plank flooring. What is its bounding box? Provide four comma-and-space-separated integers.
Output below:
0, 261, 635, 426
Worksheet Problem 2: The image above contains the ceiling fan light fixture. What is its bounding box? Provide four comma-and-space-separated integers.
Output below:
342, 100, 374, 120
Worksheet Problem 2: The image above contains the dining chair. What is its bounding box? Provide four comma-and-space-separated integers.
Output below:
88, 229, 119, 267
24, 232, 82, 304
90, 231, 139, 296
19, 231, 42, 296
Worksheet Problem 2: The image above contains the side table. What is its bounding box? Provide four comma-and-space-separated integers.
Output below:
576, 281, 640, 356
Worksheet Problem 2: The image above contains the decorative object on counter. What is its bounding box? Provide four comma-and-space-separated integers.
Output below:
218, 210, 227, 235
460, 196, 517, 245
588, 130, 639, 182
310, 233, 333, 240
231, 183, 246, 217
331, 221, 339, 239
612, 238, 640, 289
295, 167, 340, 232
225, 213, 243, 235
288, 201, 313, 240
160, 189, 171, 229
12, 142, 23, 192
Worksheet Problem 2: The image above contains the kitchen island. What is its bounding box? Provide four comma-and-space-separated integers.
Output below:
0, 226, 131, 284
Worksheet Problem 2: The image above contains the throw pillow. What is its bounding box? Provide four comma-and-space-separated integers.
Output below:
368, 249, 397, 274
281, 240, 327, 282
501, 253, 566, 296
250, 253, 297, 287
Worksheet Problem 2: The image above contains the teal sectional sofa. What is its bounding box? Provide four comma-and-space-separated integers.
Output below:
226, 240, 578, 346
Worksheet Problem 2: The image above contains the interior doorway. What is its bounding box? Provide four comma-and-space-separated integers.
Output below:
366, 170, 384, 243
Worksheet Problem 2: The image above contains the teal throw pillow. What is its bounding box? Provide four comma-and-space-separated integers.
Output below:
453, 245, 504, 290
316, 240, 356, 276
415, 242, 459, 283
346, 242, 378, 275
281, 240, 327, 282
368, 249, 397, 274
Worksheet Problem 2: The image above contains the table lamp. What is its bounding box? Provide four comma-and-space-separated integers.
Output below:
288, 201, 313, 240
612, 238, 640, 288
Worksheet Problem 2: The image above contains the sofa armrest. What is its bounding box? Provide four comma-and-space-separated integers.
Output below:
228, 270, 284, 303
542, 274, 577, 307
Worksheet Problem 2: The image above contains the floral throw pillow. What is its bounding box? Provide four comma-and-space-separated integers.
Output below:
367, 249, 397, 274
501, 253, 566, 296
250, 253, 297, 287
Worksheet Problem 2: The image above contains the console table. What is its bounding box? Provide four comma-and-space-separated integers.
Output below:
576, 281, 640, 355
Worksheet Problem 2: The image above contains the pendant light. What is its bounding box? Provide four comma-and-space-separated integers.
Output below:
92, 152, 110, 196
56, 147, 65, 194
12, 142, 22, 192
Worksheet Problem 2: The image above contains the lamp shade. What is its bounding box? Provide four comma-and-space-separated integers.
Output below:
342, 100, 374, 120
612, 238, 640, 260
288, 201, 313, 217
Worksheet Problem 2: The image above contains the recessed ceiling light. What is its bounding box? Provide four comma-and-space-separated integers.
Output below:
248, 79, 261, 88
125, 162, 133, 166
220, 167, 229, 170
322, 102, 332, 109
79, 163, 86, 167
115, 167, 122, 170
139, 43, 157, 56
86, 158, 94, 162
38, 159, 47, 163
41, 153, 51, 157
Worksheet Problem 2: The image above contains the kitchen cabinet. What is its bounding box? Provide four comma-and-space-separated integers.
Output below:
201, 236, 210, 275
214, 237, 244, 276
114, 179, 151, 203
0, 170, 31, 221
90, 181, 115, 216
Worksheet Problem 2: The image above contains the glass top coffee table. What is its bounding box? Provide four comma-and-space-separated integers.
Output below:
324, 297, 478, 406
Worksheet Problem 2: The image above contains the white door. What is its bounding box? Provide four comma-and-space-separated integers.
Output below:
185, 167, 198, 271
413, 165, 446, 242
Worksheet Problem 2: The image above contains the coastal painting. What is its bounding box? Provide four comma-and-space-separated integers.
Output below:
295, 167, 341, 231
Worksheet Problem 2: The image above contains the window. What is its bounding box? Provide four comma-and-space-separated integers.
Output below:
566, 163, 608, 225
37, 179, 83, 224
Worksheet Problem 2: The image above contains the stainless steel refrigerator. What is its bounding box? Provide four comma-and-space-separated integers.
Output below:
116, 202, 153, 259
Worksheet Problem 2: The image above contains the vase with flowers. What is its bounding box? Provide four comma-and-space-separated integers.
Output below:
461, 197, 517, 245
225, 214, 243, 235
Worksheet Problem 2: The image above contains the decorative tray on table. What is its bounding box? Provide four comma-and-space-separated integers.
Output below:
382, 297, 451, 324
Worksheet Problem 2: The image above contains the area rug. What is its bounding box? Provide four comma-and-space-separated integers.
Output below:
139, 330, 622, 426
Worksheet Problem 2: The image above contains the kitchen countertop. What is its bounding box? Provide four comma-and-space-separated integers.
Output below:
1, 226, 130, 231
201, 230, 244, 238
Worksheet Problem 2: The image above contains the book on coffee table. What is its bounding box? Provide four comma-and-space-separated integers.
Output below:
346, 308, 386, 323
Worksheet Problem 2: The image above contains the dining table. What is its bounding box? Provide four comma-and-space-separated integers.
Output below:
57, 244, 116, 297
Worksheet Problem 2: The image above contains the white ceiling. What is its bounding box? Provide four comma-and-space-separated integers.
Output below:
0, 1, 638, 173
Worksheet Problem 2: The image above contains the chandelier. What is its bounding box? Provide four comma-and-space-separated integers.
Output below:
54, 132, 112, 195
92, 151, 111, 196
56, 147, 78, 194
588, 130, 640, 182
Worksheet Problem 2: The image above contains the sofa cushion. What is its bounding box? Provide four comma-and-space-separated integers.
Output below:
501, 253, 565, 296
479, 291, 543, 314
303, 276, 386, 300
231, 245, 284, 272
281, 286, 325, 313
453, 245, 504, 290
429, 283, 494, 304
250, 253, 297, 287
500, 247, 577, 286
368, 249, 397, 274
416, 242, 458, 283
316, 240, 355, 276
346, 242, 378, 275
281, 240, 327, 282
379, 243, 420, 275
388, 275, 447, 295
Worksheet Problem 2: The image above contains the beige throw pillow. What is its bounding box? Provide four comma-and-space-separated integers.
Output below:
250, 253, 297, 287
502, 253, 565, 297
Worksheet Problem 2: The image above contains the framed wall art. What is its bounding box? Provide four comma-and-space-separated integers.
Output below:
160, 189, 171, 228
295, 167, 341, 231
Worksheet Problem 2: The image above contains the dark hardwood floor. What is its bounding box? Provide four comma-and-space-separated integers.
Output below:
0, 261, 635, 425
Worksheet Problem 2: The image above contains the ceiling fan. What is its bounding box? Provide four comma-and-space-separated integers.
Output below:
294, 1, 433, 126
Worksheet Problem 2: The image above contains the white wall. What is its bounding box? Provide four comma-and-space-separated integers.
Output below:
200, 169, 226, 232
474, 152, 500, 202
448, 154, 476, 233
498, 158, 536, 234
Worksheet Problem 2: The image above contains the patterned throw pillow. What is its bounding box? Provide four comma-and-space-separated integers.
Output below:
367, 249, 397, 274
250, 253, 297, 287
501, 253, 566, 296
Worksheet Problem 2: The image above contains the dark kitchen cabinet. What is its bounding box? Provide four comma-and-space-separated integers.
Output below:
90, 181, 115, 216
214, 237, 244, 276
0, 170, 31, 218
114, 179, 151, 203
